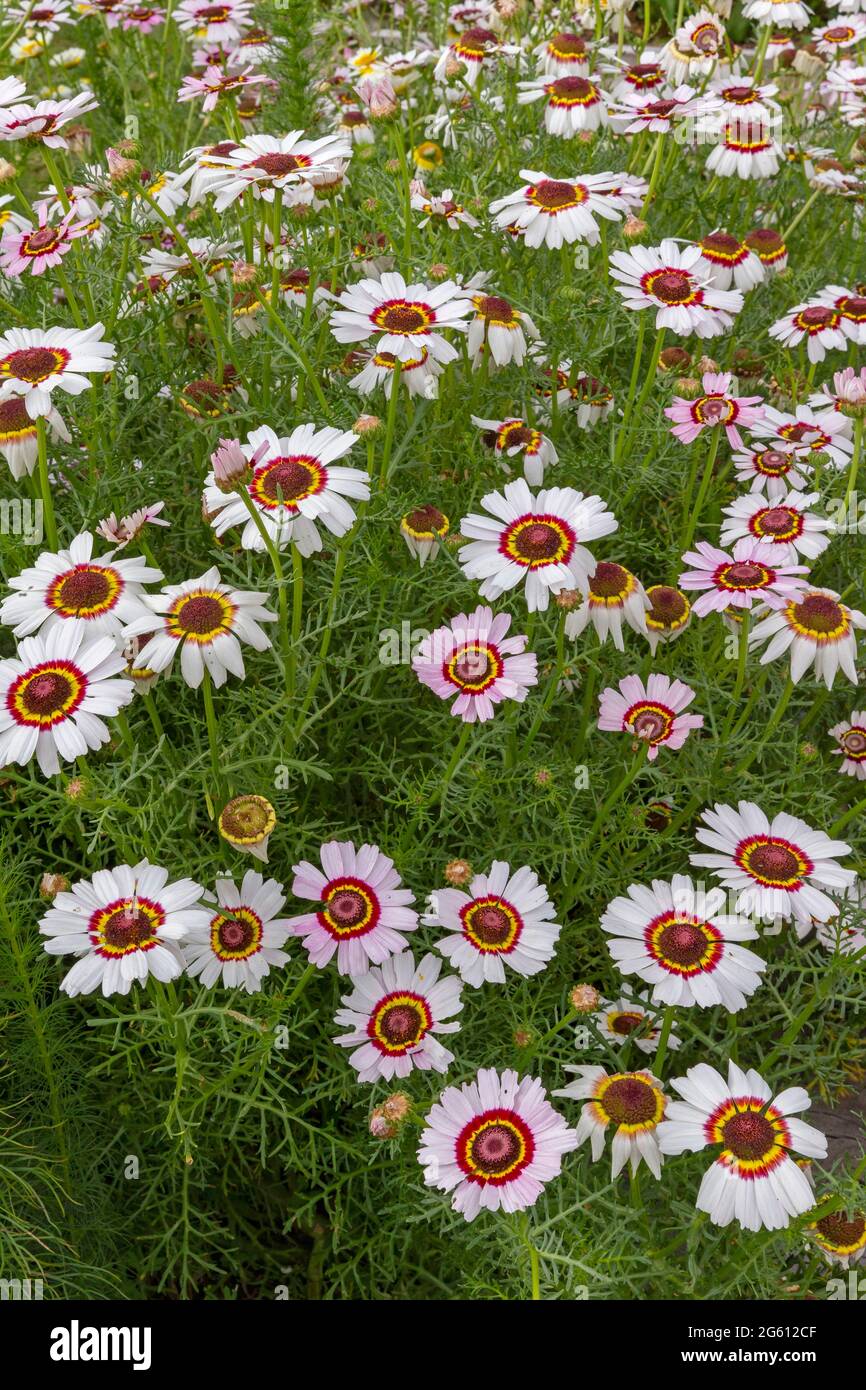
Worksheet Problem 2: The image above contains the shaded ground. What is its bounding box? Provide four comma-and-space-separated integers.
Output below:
812, 1086, 866, 1168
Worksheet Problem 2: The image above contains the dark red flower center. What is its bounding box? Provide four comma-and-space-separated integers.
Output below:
102, 907, 155, 949
602, 1077, 658, 1125
722, 1110, 776, 1160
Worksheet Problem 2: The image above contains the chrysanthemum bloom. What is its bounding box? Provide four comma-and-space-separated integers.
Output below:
0, 92, 99, 148
0, 395, 70, 479
609, 239, 743, 337
720, 490, 832, 563
418, 1068, 578, 1221
175, 0, 252, 43
536, 31, 590, 77
459, 478, 618, 613
0, 201, 88, 278
203, 423, 368, 555
769, 301, 846, 364
412, 605, 538, 725
750, 404, 854, 470
593, 992, 682, 1055
8, 0, 73, 32
177, 64, 273, 113
472, 415, 557, 487
829, 711, 866, 779
705, 115, 783, 180
218, 794, 275, 862
401, 504, 449, 566
694, 230, 765, 291
810, 366, 866, 417
423, 860, 561, 986
467, 295, 539, 370
411, 187, 479, 230
554, 1066, 667, 1178
740, 235, 785, 289
679, 538, 807, 617
182, 869, 291, 992
817, 879, 866, 956
731, 442, 809, 499
644, 584, 692, 653
553, 369, 615, 429
0, 531, 161, 641
347, 344, 442, 400
38, 860, 208, 998
598, 673, 703, 760
433, 28, 520, 87
812, 1211, 866, 1267
600, 875, 765, 1010
665, 370, 764, 449
657, 1061, 827, 1232
488, 169, 628, 249
564, 561, 650, 650
333, 951, 463, 1083
0, 323, 115, 419
742, 0, 811, 25
124, 567, 275, 689
288, 840, 419, 976
814, 285, 866, 346
816, 17, 866, 52
330, 270, 472, 365
518, 73, 609, 136
119, 6, 165, 33
610, 60, 666, 102
690, 800, 856, 924
611, 84, 718, 137
0, 626, 133, 776
202, 131, 351, 210
749, 588, 866, 688
337, 108, 374, 147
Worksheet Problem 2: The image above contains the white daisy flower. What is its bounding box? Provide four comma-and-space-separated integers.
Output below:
565, 561, 650, 649
467, 293, 539, 369
203, 423, 369, 555
609, 239, 743, 337
489, 169, 628, 249
593, 991, 683, 1055
768, 300, 847, 363
829, 710, 866, 779
657, 1060, 827, 1232
124, 567, 276, 689
0, 531, 161, 642
459, 477, 618, 613
0, 624, 133, 776
329, 270, 472, 364
182, 870, 291, 993
0, 395, 71, 479
201, 130, 352, 211
694, 229, 765, 291
39, 860, 209, 998
749, 587, 866, 688
424, 860, 560, 986
748, 404, 854, 468
333, 951, 463, 1083
518, 72, 609, 137
730, 442, 810, 499
601, 874, 766, 1011
471, 415, 557, 486
690, 800, 856, 924
720, 489, 833, 563
742, 0, 812, 28
554, 1065, 667, 1179
0, 322, 116, 419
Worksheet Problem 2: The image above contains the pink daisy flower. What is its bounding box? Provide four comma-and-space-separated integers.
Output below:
830, 711, 866, 779
678, 538, 808, 616
287, 840, 419, 976
333, 951, 463, 1083
665, 371, 764, 450
0, 203, 89, 278
423, 860, 561, 986
597, 673, 703, 760
418, 1068, 578, 1221
412, 605, 538, 724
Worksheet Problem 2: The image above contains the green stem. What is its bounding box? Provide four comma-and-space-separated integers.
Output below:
36, 418, 58, 550
653, 1006, 676, 1078
289, 544, 304, 701
200, 667, 223, 804
680, 427, 721, 553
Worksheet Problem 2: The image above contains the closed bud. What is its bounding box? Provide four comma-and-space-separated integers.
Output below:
570, 984, 600, 1013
